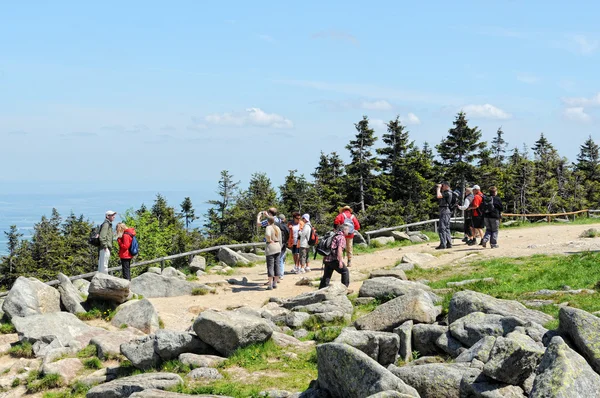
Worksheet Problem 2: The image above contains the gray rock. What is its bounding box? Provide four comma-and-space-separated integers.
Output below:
79, 367, 118, 386
57, 273, 86, 314
193, 310, 273, 357
391, 231, 410, 241
41, 357, 83, 384
355, 289, 441, 332
130, 272, 213, 298
359, 277, 435, 303
558, 306, 600, 373
448, 290, 553, 326
394, 320, 413, 363
401, 253, 436, 265
369, 269, 408, 280
91, 329, 143, 359
217, 247, 251, 266
196, 270, 206, 278
334, 329, 399, 366
88, 273, 131, 304
460, 375, 526, 398
238, 252, 263, 263
449, 312, 527, 347
32, 335, 63, 358
290, 295, 354, 319
86, 372, 184, 398
409, 235, 424, 243
284, 311, 311, 329
394, 263, 416, 272
148, 267, 162, 274
189, 256, 207, 272
293, 329, 309, 339
72, 279, 90, 296
271, 332, 315, 351
282, 283, 348, 309
389, 363, 480, 398
186, 367, 223, 380
436, 330, 465, 358
412, 324, 447, 357
530, 336, 600, 398
316, 343, 419, 398
111, 299, 159, 334
12, 312, 102, 346
455, 336, 497, 363
161, 267, 186, 280
482, 334, 545, 385
372, 236, 395, 246
178, 353, 226, 368
130, 390, 230, 398
2, 276, 61, 319
121, 335, 159, 370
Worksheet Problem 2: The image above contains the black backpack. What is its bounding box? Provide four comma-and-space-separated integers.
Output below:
276, 221, 289, 246
448, 191, 460, 211
482, 195, 496, 216
315, 231, 336, 259
88, 221, 106, 247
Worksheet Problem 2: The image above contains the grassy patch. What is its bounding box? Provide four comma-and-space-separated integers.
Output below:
9, 341, 34, 358
186, 275, 199, 281
351, 299, 381, 321
160, 360, 191, 374
0, 322, 16, 334
159, 317, 165, 329
76, 302, 117, 322
43, 381, 91, 398
192, 287, 211, 296
83, 357, 102, 369
77, 344, 97, 358
580, 228, 600, 238
27, 372, 63, 393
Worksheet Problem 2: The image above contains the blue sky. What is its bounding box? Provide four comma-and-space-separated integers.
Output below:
1, 1, 599, 194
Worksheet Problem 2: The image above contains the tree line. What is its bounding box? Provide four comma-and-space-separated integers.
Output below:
2, 112, 599, 288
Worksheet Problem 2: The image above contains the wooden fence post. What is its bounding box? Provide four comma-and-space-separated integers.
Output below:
161, 260, 165, 272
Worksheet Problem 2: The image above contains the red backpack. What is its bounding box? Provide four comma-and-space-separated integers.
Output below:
308, 224, 319, 246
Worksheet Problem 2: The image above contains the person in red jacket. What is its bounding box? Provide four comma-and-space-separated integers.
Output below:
116, 223, 136, 280
333, 205, 361, 267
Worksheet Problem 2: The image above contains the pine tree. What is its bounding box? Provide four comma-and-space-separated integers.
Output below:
312, 152, 345, 213
206, 170, 240, 236
4, 225, 22, 273
151, 194, 178, 227
490, 127, 507, 166
346, 116, 380, 212
179, 197, 198, 230
280, 170, 311, 213
576, 135, 600, 181
377, 116, 413, 201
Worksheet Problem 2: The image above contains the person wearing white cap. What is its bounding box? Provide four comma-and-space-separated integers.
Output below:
298, 213, 312, 273
97, 210, 117, 273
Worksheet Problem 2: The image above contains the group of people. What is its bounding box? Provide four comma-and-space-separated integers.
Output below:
96, 210, 137, 280
436, 182, 504, 250
256, 205, 360, 290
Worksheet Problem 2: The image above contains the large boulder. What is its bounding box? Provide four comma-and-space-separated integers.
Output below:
369, 269, 408, 280
130, 390, 231, 398
111, 299, 159, 334
282, 283, 353, 323
88, 273, 130, 304
372, 237, 395, 246
86, 372, 183, 398
130, 272, 214, 298
238, 252, 263, 263
388, 363, 480, 398
449, 312, 527, 347
73, 279, 90, 297
448, 290, 553, 326
558, 306, 600, 373
217, 247, 250, 266
334, 329, 399, 366
394, 321, 413, 363
193, 310, 272, 357
178, 353, 227, 368
282, 283, 347, 309
455, 336, 497, 363
57, 273, 86, 314
316, 343, 419, 398
359, 278, 434, 302
189, 256, 207, 272
41, 357, 83, 384
161, 267, 186, 280
2, 276, 61, 319
411, 324, 447, 357
482, 334, 545, 385
90, 329, 144, 359
530, 336, 600, 397
12, 312, 104, 346
355, 289, 441, 332
400, 253, 435, 266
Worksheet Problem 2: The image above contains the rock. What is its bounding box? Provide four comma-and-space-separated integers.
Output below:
401, 253, 436, 266
316, 343, 419, 398
86, 372, 183, 398
460, 373, 526, 398
148, 267, 162, 274
358, 277, 434, 302
41, 357, 83, 384
355, 289, 441, 332
189, 256, 207, 272
289, 295, 353, 323
482, 334, 545, 385
196, 270, 206, 278
394, 321, 413, 363
371, 237, 395, 246
193, 310, 273, 357
391, 231, 410, 241
393, 264, 415, 273
295, 277, 312, 286
389, 363, 479, 398
90, 329, 143, 359
412, 324, 447, 357
455, 336, 497, 363
353, 231, 367, 244
88, 273, 130, 304
334, 329, 399, 366
284, 312, 311, 329
186, 367, 223, 380
72, 279, 90, 296
161, 267, 186, 280
56, 273, 86, 314
448, 290, 553, 326
558, 306, 600, 373
449, 312, 527, 347
436, 331, 465, 358
366, 392, 416, 398
178, 353, 227, 368
12, 312, 103, 346
79, 367, 119, 386
238, 252, 263, 263
217, 247, 251, 266
293, 329, 309, 339
409, 235, 424, 243
111, 299, 159, 334
447, 278, 495, 287
271, 332, 315, 351
530, 336, 600, 397
369, 269, 408, 280
130, 390, 230, 398
130, 272, 212, 298
2, 276, 61, 319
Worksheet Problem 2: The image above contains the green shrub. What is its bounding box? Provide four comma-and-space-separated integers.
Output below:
0, 322, 16, 334
192, 287, 211, 296
9, 341, 34, 358
83, 357, 102, 369
27, 372, 63, 393
160, 360, 191, 374
77, 345, 97, 358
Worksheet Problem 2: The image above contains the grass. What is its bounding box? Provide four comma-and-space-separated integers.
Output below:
9, 341, 34, 358
0, 322, 16, 334
158, 317, 165, 329
77, 345, 97, 358
351, 298, 382, 321
191, 287, 211, 296
83, 357, 102, 369
580, 228, 600, 238
75, 301, 117, 322
42, 381, 90, 398
160, 360, 191, 374
27, 371, 63, 393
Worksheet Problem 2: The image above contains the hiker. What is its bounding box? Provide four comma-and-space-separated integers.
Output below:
116, 222, 136, 280
468, 185, 485, 246
318, 223, 350, 289
458, 187, 475, 243
334, 205, 361, 267
287, 212, 303, 273
264, 216, 282, 290
298, 213, 312, 273
98, 210, 116, 273
480, 186, 504, 248
256, 207, 280, 227
277, 214, 288, 279
435, 182, 453, 249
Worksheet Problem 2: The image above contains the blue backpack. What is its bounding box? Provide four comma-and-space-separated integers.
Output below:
125, 232, 139, 256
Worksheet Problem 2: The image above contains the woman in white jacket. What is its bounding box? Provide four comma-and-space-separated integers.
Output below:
298, 214, 312, 273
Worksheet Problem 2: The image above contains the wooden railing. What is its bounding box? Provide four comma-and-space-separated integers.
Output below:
364, 217, 464, 244
501, 209, 589, 223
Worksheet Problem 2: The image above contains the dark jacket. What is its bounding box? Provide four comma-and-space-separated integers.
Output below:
485, 196, 504, 219
99, 219, 114, 250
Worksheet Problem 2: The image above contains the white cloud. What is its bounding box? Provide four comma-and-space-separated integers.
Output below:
461, 104, 512, 120
311, 30, 359, 46
405, 113, 421, 125
369, 114, 420, 131
563, 107, 591, 123
516, 73, 540, 84
568, 34, 598, 55
562, 92, 600, 107
370, 119, 387, 131
205, 108, 293, 129
360, 100, 393, 111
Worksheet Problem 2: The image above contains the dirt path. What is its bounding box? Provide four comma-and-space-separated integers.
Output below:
150, 223, 600, 331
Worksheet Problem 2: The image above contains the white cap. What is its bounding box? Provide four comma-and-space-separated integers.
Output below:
302, 213, 310, 222
472, 185, 481, 191
105, 210, 117, 217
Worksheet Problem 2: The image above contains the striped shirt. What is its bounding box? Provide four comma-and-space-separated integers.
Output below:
260, 216, 280, 228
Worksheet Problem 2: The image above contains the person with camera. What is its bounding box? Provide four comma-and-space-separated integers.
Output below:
256, 207, 280, 228
435, 182, 453, 250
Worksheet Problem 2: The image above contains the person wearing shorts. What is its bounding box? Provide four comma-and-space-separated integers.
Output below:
299, 214, 312, 273
287, 212, 303, 273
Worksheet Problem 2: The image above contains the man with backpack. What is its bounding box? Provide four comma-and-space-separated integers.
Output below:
333, 205, 360, 267
277, 214, 289, 279
318, 223, 351, 290
98, 210, 116, 273
467, 185, 485, 246
435, 182, 455, 249
480, 186, 504, 248
458, 187, 475, 244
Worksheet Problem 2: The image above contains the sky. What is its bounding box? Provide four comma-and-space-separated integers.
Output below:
1, 1, 599, 194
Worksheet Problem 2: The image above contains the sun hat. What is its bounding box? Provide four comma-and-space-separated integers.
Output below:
105, 210, 117, 217
302, 214, 310, 222
472, 185, 481, 190
339, 205, 353, 213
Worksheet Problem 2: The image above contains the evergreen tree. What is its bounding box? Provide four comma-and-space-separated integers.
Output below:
179, 197, 198, 230
280, 170, 311, 213
312, 152, 345, 213
576, 136, 600, 181
346, 116, 381, 212
377, 116, 413, 201
152, 194, 178, 227
206, 170, 240, 236
490, 127, 507, 166
4, 225, 22, 273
